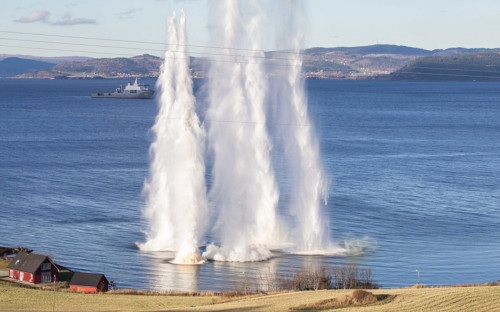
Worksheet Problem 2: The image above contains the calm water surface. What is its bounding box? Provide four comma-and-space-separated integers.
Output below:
1, 79, 499, 290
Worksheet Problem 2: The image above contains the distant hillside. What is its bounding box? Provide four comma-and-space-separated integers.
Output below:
296, 45, 500, 79
262, 44, 434, 79
14, 44, 436, 79
432, 48, 500, 56
305, 44, 433, 56
305, 44, 435, 79
389, 52, 500, 81
0, 57, 55, 77
17, 54, 162, 78
11, 44, 500, 80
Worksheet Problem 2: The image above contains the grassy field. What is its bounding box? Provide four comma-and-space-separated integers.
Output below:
0, 284, 499, 311
190, 287, 500, 312
0, 284, 218, 311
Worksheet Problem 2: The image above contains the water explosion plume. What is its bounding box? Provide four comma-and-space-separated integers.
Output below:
139, 2, 359, 263
270, 2, 331, 253
138, 10, 208, 265
202, 0, 280, 262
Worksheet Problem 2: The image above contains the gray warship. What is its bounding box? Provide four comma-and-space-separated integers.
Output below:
92, 78, 154, 99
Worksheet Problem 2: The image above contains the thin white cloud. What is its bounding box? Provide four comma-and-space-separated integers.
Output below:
52, 16, 97, 26
118, 8, 144, 19
14, 10, 50, 23
14, 10, 96, 26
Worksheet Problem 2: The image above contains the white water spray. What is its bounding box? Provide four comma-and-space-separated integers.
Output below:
138, 10, 208, 264
268, 1, 336, 254
202, 0, 280, 262
286, 40, 329, 252
138, 3, 371, 264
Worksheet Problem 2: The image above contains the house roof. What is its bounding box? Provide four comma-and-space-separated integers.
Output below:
7, 252, 56, 274
70, 272, 108, 287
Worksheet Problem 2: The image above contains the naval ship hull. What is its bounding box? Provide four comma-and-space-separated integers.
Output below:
91, 90, 154, 99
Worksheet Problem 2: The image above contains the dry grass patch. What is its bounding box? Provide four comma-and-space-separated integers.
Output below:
2, 279, 500, 312
0, 258, 11, 269
292, 290, 393, 310
185, 287, 500, 312
106, 288, 217, 297
410, 284, 428, 289
435, 282, 500, 288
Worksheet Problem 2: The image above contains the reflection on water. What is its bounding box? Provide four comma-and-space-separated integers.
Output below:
143, 249, 357, 292
145, 251, 201, 292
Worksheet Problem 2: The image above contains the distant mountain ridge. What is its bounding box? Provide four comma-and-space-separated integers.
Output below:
298, 45, 500, 79
16, 54, 162, 79
0, 57, 55, 77
432, 48, 500, 56
0, 54, 92, 64
6, 44, 500, 80
305, 44, 433, 56
389, 52, 500, 81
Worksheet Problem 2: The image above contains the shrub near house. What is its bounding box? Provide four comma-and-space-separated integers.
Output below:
7, 252, 58, 284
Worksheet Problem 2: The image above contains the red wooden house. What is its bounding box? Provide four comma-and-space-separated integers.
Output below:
7, 252, 59, 284
69, 272, 109, 293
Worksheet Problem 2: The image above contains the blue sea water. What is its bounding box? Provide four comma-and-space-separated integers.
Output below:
0, 78, 499, 291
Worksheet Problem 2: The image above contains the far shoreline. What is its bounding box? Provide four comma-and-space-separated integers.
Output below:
2, 76, 500, 82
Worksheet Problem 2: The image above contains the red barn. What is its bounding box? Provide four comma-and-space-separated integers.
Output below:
69, 272, 109, 293
7, 252, 59, 284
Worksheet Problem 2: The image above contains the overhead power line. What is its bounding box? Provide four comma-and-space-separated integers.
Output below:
0, 37, 299, 62
0, 43, 300, 68
0, 30, 301, 56
0, 44, 138, 58
3, 40, 500, 78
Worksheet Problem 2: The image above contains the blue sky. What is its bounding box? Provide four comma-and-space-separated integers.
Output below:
2, 0, 500, 58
